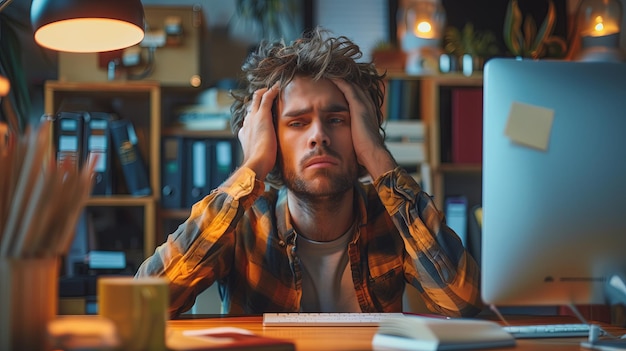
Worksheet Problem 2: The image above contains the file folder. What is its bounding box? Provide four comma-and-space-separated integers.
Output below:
212, 139, 236, 187
161, 136, 184, 209
84, 112, 113, 195
445, 196, 468, 247
53, 111, 86, 171
110, 119, 151, 196
184, 138, 212, 208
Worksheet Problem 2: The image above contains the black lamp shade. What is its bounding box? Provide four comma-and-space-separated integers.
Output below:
31, 0, 145, 53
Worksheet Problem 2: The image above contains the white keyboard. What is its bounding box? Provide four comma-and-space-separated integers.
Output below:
502, 323, 599, 338
262, 312, 404, 326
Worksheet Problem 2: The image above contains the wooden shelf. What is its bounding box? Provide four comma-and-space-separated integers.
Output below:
162, 126, 236, 138
437, 164, 482, 173
86, 196, 156, 207
384, 73, 484, 210
159, 209, 192, 220
45, 80, 161, 260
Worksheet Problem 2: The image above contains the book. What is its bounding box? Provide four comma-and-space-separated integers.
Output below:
212, 139, 237, 187
383, 120, 426, 166
84, 112, 113, 195
53, 111, 87, 171
372, 315, 515, 351
401, 79, 420, 120
184, 138, 213, 207
109, 119, 151, 196
386, 80, 421, 121
451, 88, 483, 164
444, 196, 468, 247
167, 327, 295, 351
161, 136, 185, 209
387, 78, 403, 121
182, 138, 238, 207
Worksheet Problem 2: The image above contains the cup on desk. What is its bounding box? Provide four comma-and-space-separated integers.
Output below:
0, 257, 59, 351
97, 276, 169, 351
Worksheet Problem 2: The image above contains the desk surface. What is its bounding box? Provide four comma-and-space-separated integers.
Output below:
168, 315, 626, 351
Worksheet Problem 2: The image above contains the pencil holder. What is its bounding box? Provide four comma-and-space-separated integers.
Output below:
0, 257, 59, 351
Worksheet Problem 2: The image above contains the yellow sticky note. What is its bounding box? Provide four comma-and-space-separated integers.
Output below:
505, 102, 554, 151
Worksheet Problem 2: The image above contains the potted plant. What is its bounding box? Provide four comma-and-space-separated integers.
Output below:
503, 0, 567, 59
371, 41, 406, 73
443, 23, 500, 72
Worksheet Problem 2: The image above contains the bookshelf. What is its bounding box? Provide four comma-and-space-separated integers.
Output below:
44, 80, 161, 267
383, 72, 484, 212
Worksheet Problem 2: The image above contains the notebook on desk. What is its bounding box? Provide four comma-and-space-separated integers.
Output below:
372, 315, 515, 351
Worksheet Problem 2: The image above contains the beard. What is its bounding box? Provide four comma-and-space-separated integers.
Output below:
282, 147, 357, 200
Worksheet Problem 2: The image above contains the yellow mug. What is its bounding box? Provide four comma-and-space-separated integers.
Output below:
97, 276, 169, 351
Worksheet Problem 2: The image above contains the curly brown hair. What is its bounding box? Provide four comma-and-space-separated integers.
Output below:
230, 27, 386, 185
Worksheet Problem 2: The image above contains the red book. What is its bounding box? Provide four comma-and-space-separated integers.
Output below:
168, 327, 295, 351
451, 88, 483, 164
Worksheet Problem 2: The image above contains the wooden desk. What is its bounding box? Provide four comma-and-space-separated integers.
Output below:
169, 315, 626, 351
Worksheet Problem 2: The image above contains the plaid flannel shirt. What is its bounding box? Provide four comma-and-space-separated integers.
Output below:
136, 166, 482, 317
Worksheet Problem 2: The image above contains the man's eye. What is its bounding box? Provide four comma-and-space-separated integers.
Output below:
329, 117, 345, 125
288, 121, 305, 127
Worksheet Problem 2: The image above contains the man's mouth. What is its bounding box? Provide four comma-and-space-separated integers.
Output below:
304, 155, 338, 169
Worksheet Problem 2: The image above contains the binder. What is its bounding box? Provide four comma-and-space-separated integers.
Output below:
445, 195, 468, 247
212, 139, 236, 187
161, 136, 184, 209
451, 87, 483, 164
84, 112, 113, 195
53, 111, 86, 171
110, 119, 151, 196
386, 78, 403, 120
184, 138, 213, 208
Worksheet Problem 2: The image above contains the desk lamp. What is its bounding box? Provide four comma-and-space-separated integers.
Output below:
30, 0, 145, 53
576, 0, 624, 62
399, 0, 446, 74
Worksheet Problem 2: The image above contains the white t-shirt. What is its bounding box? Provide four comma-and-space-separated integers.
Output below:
297, 225, 361, 312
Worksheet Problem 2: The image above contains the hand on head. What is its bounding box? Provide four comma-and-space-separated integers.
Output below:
332, 79, 396, 179
238, 83, 280, 180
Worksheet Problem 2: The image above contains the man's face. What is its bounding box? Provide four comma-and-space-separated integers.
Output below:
276, 76, 359, 198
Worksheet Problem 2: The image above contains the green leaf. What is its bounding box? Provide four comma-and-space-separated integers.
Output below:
530, 0, 557, 58
503, 0, 523, 56
523, 14, 537, 55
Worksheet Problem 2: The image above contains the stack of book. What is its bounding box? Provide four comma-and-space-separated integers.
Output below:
53, 111, 151, 197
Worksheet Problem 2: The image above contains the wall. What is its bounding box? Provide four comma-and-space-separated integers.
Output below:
4, 0, 626, 121
315, 0, 388, 62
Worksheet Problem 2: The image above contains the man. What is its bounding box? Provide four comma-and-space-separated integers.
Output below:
136, 28, 482, 317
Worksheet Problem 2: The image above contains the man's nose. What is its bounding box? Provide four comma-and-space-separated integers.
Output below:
308, 119, 330, 148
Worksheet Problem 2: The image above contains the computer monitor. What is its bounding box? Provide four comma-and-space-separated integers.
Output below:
481, 58, 626, 309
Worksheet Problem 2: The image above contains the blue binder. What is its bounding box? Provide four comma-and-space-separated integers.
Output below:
84, 112, 113, 195
110, 119, 151, 196
53, 111, 86, 171
161, 136, 184, 209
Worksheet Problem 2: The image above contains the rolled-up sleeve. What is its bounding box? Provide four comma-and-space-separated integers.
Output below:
374, 167, 483, 317
135, 167, 264, 316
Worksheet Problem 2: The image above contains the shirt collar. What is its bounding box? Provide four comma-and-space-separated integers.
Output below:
275, 183, 369, 242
